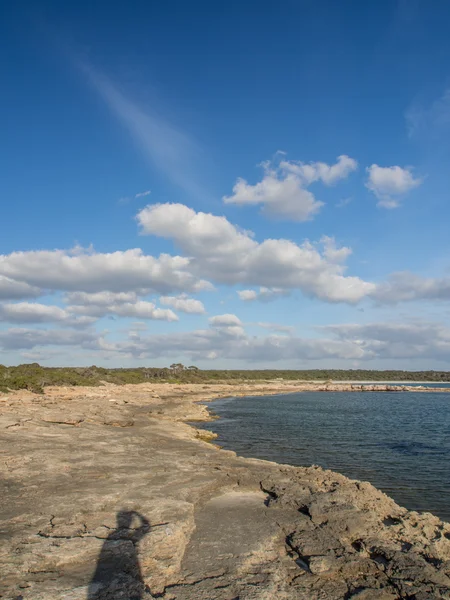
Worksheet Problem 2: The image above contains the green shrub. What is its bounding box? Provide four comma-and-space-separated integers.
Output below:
0, 363, 449, 393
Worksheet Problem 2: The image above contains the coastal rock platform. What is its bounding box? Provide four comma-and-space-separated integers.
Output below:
1, 382, 450, 599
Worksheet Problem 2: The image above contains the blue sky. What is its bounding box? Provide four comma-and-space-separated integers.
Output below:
1, 0, 450, 369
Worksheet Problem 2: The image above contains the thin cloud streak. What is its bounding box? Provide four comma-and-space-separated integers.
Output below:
117, 190, 151, 205
79, 63, 207, 199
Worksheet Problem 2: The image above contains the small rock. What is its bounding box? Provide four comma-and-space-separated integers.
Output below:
40, 415, 84, 426
349, 589, 397, 600
308, 555, 339, 574
102, 418, 134, 427
108, 398, 128, 404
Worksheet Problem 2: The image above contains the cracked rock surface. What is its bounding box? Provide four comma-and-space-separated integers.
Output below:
1, 382, 450, 599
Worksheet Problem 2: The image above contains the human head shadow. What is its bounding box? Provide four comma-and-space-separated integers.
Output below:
87, 510, 151, 600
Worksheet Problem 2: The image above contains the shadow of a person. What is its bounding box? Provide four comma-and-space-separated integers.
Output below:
88, 510, 150, 600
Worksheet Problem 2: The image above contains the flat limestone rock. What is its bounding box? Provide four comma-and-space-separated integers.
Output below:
181, 490, 276, 576
1, 382, 450, 600
40, 413, 84, 425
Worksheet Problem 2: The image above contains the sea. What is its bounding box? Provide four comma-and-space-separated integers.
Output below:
197, 387, 450, 521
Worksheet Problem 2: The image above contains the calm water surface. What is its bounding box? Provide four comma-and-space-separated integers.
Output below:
199, 391, 450, 521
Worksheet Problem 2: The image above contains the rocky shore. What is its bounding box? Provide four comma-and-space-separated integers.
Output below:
1, 381, 450, 599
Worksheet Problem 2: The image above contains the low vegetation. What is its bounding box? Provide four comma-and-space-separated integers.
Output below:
0, 363, 449, 393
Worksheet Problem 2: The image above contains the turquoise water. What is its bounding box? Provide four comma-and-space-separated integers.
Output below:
200, 391, 450, 521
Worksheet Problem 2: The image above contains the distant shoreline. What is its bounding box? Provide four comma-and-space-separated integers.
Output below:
308, 380, 450, 384
3, 363, 450, 395
236, 381, 450, 392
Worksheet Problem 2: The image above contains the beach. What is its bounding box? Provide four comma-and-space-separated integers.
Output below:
1, 381, 450, 599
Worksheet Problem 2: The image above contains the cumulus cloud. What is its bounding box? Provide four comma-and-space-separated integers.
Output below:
279, 154, 358, 185
0, 328, 101, 351
321, 235, 353, 263
237, 287, 289, 302
256, 322, 295, 334
237, 289, 258, 301
65, 291, 178, 321
3, 312, 449, 366
160, 294, 206, 314
0, 247, 211, 295
129, 321, 148, 331
322, 321, 450, 361
0, 302, 69, 324
107, 302, 178, 321
68, 300, 178, 321
224, 170, 322, 221
0, 302, 96, 327
65, 291, 139, 306
365, 164, 423, 208
223, 155, 357, 221
208, 313, 244, 337
0, 276, 41, 301
137, 202, 375, 303
103, 320, 364, 363
209, 313, 242, 327
372, 272, 450, 303
20, 349, 62, 362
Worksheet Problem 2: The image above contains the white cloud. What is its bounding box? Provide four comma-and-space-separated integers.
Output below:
224, 171, 321, 221
0, 302, 69, 324
65, 290, 178, 321
68, 300, 178, 322
223, 155, 357, 221
0, 302, 96, 327
209, 313, 242, 327
19, 349, 62, 362
107, 301, 178, 321
237, 287, 289, 302
129, 321, 148, 331
320, 235, 352, 263
237, 289, 258, 301
135, 190, 151, 198
0, 328, 101, 351
118, 190, 151, 205
279, 154, 358, 185
160, 294, 206, 314
3, 313, 450, 366
372, 272, 450, 303
256, 322, 295, 334
66, 291, 139, 306
208, 313, 244, 338
98, 323, 365, 363
0, 276, 41, 300
0, 294, 178, 327
365, 164, 423, 208
0, 247, 211, 295
137, 203, 375, 303
322, 321, 450, 361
